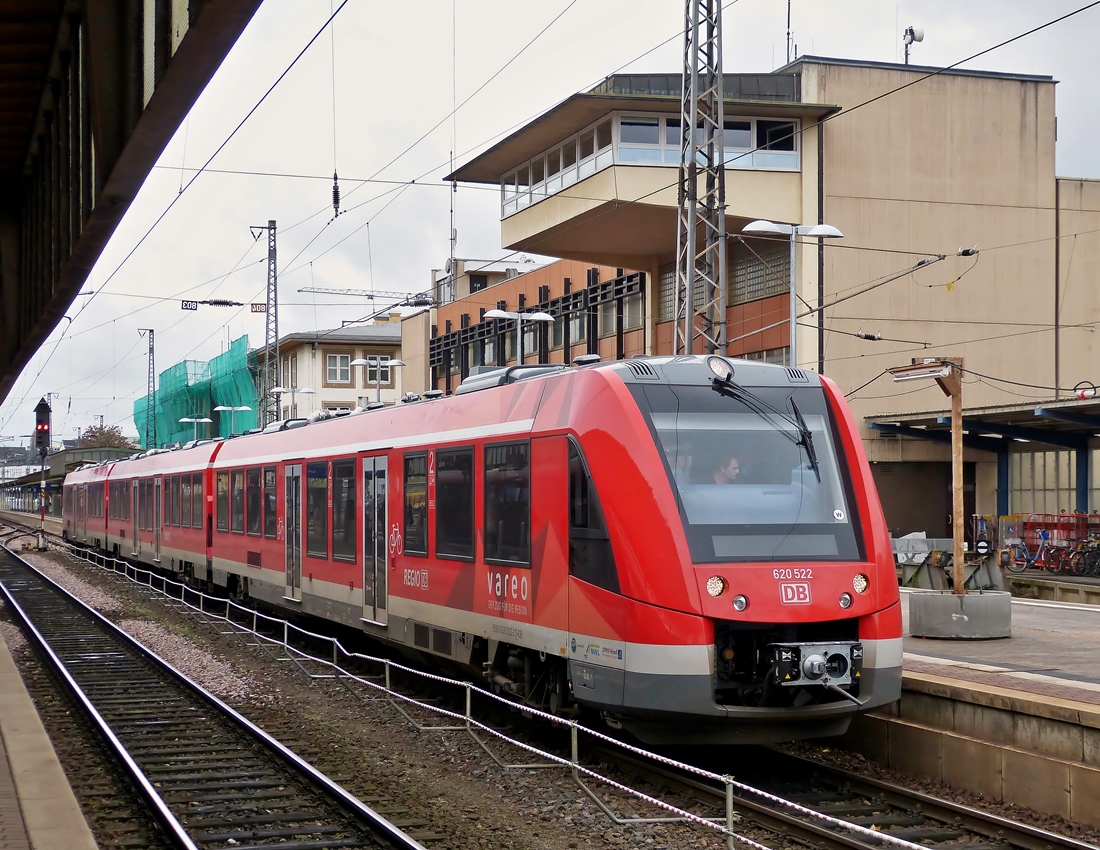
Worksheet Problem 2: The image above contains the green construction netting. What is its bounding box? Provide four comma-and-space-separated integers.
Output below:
133, 336, 259, 448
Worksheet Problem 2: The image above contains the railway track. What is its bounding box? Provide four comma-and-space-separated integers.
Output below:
0, 544, 426, 850
597, 744, 1098, 850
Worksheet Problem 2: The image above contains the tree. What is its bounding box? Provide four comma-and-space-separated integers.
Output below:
76, 424, 137, 449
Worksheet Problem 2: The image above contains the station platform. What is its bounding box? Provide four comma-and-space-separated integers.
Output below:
0, 625, 97, 849
844, 590, 1100, 826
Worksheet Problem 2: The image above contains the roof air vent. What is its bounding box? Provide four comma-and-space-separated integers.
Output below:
624, 361, 658, 380
786, 367, 810, 383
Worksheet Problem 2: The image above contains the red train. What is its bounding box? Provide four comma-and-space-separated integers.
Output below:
63, 355, 902, 744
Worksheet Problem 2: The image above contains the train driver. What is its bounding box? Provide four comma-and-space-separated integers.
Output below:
711, 453, 742, 485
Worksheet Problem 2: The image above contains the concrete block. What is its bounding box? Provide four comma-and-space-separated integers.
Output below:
900, 691, 953, 730
842, 714, 889, 765
1014, 713, 1083, 762
953, 701, 1014, 745
941, 735, 1003, 802
1069, 764, 1100, 829
1001, 749, 1070, 819
888, 721, 942, 782
908, 590, 1011, 639
1083, 728, 1100, 767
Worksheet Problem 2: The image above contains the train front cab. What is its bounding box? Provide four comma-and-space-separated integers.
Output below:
558, 357, 902, 744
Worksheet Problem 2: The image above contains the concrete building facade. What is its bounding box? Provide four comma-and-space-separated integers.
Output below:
447, 58, 1100, 538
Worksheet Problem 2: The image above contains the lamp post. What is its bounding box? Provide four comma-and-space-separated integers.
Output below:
889, 360, 965, 594
178, 416, 212, 442
213, 405, 252, 436
483, 309, 554, 365
741, 220, 843, 369
350, 357, 405, 404
271, 387, 314, 419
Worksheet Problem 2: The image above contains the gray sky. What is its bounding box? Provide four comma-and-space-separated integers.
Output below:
1, 0, 1096, 444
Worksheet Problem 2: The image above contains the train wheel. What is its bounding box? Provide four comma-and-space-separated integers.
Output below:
229, 575, 250, 604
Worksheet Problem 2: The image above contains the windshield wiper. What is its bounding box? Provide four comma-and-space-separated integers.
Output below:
710, 379, 821, 481
790, 398, 821, 482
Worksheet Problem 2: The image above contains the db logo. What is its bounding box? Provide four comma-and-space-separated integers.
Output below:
779, 582, 812, 605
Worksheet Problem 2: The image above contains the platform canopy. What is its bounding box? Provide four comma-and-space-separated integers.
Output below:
867, 396, 1100, 514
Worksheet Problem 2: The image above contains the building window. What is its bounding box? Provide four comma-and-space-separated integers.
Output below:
569, 310, 587, 343
263, 467, 276, 539
470, 273, 488, 292
742, 346, 790, 366
552, 315, 564, 349
404, 453, 428, 555
484, 442, 530, 564
365, 355, 392, 385
306, 461, 329, 558
181, 476, 191, 528
192, 473, 203, 530
217, 472, 229, 531
625, 292, 643, 329
658, 264, 676, 321
332, 458, 356, 563
231, 469, 244, 533
327, 353, 351, 383
523, 324, 539, 358
246, 468, 262, 536
599, 300, 615, 337
731, 237, 790, 305
290, 353, 298, 388
436, 449, 474, 560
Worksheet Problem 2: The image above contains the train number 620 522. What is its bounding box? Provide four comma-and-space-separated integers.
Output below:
773, 568, 812, 580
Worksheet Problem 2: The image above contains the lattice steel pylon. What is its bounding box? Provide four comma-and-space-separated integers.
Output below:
251, 220, 279, 426
139, 329, 156, 448
673, 0, 727, 355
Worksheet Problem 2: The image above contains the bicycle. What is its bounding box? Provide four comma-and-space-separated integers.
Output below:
1007, 529, 1062, 573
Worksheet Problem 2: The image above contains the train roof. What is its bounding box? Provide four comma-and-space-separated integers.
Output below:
64, 355, 823, 481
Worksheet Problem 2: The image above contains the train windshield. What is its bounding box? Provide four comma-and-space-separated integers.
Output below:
634, 383, 862, 563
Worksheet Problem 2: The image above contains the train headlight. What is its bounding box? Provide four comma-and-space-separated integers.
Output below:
706, 576, 728, 597
732, 595, 749, 612
707, 355, 734, 383
839, 592, 853, 609
853, 574, 869, 594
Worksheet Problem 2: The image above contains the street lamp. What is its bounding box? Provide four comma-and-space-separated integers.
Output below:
178, 416, 212, 442
889, 360, 966, 594
213, 405, 252, 436
741, 220, 843, 369
483, 309, 554, 365
350, 357, 405, 405
271, 387, 315, 419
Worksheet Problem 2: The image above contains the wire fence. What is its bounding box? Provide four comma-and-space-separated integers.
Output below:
47, 540, 927, 850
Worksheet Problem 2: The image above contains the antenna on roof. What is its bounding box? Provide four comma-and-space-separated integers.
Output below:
903, 26, 924, 65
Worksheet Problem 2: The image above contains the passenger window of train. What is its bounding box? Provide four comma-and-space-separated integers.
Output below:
568, 442, 619, 592
484, 442, 530, 564
181, 476, 191, 528
192, 473, 203, 530
436, 449, 474, 560
263, 467, 276, 539
231, 470, 245, 533
404, 454, 428, 556
246, 468, 262, 536
331, 459, 356, 563
173, 476, 182, 526
306, 462, 329, 559
216, 472, 229, 531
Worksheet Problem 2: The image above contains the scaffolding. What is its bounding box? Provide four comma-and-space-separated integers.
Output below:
133, 336, 259, 447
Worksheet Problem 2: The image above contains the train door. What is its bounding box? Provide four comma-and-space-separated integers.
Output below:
285, 464, 302, 601
154, 478, 162, 561
131, 481, 138, 555
362, 455, 388, 625
76, 486, 86, 542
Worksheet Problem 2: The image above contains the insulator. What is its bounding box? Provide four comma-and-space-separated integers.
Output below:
332, 172, 341, 216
